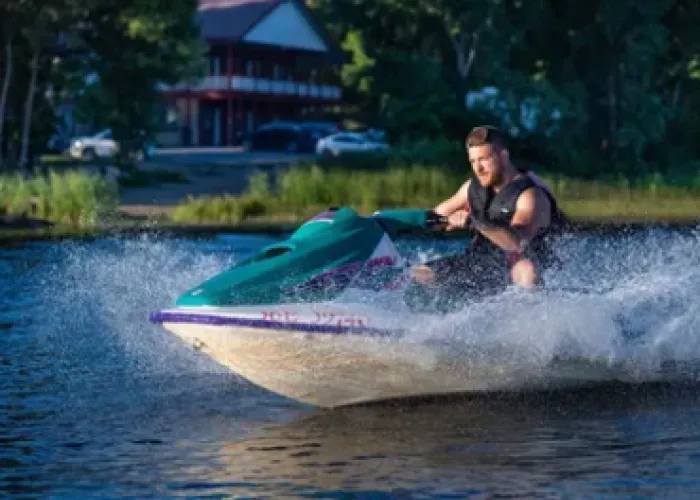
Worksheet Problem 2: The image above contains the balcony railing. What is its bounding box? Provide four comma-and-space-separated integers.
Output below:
158, 76, 342, 99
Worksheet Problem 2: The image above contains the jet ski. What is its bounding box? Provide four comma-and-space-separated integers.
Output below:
150, 207, 621, 408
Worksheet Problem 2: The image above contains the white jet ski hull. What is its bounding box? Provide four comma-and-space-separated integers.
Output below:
151, 304, 631, 408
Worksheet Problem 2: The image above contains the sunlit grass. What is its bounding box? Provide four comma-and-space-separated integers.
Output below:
171, 164, 700, 224
0, 169, 118, 227
170, 193, 269, 224
560, 198, 700, 221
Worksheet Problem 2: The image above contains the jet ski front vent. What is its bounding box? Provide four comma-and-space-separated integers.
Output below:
256, 246, 292, 261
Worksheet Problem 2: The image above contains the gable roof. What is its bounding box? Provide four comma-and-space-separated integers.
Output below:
197, 0, 280, 41
196, 0, 347, 61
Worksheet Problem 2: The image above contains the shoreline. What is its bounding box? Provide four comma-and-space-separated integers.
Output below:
1, 211, 697, 247
3, 157, 698, 245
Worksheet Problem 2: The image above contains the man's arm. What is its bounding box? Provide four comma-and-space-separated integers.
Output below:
470, 187, 551, 252
434, 180, 471, 216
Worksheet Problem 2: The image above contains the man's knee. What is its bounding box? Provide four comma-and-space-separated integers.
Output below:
510, 258, 538, 288
410, 264, 436, 284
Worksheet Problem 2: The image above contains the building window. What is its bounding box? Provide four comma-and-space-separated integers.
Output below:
246, 60, 254, 77
210, 55, 221, 76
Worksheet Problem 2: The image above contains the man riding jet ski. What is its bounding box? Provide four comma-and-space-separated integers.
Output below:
409, 125, 567, 307
149, 126, 576, 408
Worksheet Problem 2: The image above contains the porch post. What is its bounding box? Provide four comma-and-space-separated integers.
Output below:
226, 44, 234, 146
185, 90, 191, 146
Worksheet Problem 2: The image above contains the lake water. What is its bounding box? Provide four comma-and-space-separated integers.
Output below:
2, 227, 700, 498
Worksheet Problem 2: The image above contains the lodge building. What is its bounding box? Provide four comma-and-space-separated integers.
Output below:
158, 0, 346, 147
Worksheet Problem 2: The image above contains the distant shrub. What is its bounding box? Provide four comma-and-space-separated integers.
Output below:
0, 169, 118, 227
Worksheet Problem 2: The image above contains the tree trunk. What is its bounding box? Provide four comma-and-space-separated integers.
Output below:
446, 21, 486, 86
672, 79, 683, 111
608, 67, 617, 145
0, 39, 13, 167
18, 44, 40, 172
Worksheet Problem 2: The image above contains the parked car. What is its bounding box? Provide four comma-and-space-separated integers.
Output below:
315, 132, 390, 157
248, 120, 341, 153
69, 129, 117, 160
248, 122, 305, 153
301, 121, 340, 142
69, 128, 155, 161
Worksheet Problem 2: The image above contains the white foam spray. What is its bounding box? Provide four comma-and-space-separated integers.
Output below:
28, 227, 700, 390
31, 234, 245, 376
393, 227, 700, 383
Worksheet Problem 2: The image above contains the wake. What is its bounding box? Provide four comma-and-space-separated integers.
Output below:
29, 226, 700, 387
393, 226, 700, 383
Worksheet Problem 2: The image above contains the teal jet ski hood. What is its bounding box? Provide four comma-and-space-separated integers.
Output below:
175, 207, 447, 307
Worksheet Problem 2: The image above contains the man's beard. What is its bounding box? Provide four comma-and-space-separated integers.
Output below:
484, 160, 504, 188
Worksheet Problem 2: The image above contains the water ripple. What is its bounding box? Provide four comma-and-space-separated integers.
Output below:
0, 230, 699, 497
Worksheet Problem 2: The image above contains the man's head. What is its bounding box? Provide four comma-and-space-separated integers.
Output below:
466, 125, 512, 188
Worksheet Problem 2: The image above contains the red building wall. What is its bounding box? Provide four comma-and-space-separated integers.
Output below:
158, 43, 342, 147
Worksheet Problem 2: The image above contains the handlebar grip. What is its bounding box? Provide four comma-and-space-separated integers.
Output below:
425, 211, 448, 230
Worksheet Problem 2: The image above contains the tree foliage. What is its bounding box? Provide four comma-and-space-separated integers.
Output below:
0, 0, 204, 169
1, 0, 699, 176
77, 0, 206, 157
313, 0, 700, 175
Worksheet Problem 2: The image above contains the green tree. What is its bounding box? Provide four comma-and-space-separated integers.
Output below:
374, 51, 458, 139
315, 0, 700, 175
0, 1, 19, 167
75, 0, 206, 160
312, 0, 561, 134
18, 0, 79, 170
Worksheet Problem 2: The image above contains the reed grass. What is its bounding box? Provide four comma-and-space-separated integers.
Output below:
0, 169, 119, 227
171, 163, 700, 224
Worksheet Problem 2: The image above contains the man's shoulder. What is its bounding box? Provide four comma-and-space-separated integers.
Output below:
457, 178, 473, 195
518, 184, 551, 202
515, 185, 553, 219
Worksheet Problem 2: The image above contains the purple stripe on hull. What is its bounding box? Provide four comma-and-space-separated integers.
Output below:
149, 311, 402, 337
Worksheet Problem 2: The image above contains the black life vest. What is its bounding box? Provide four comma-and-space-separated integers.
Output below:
467, 174, 564, 230
466, 174, 566, 269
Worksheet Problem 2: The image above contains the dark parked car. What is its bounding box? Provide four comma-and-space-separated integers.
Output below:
248, 121, 339, 153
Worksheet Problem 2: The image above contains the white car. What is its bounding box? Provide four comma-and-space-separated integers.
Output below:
316, 132, 390, 157
69, 129, 155, 161
69, 129, 119, 160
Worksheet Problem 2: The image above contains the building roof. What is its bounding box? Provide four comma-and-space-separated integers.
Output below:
197, 0, 281, 41
196, 0, 346, 62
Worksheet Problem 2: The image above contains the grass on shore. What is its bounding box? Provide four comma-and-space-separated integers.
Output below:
0, 169, 118, 227
171, 164, 700, 225
2, 163, 698, 245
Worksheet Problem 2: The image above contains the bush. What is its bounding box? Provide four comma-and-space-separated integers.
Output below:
171, 193, 271, 224
0, 169, 118, 227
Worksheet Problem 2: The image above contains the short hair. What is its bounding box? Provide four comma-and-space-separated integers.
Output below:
466, 125, 507, 150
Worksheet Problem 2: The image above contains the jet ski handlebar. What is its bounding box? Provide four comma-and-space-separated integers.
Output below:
370, 208, 450, 237
425, 210, 449, 231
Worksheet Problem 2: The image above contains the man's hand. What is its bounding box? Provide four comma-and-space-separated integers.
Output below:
446, 209, 471, 231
